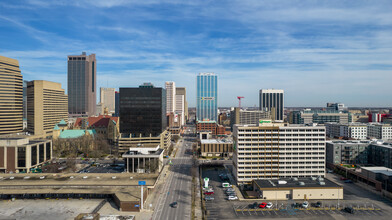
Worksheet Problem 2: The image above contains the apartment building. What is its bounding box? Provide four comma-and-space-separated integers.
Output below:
325, 122, 367, 140
368, 123, 392, 140
326, 140, 370, 165
233, 122, 326, 184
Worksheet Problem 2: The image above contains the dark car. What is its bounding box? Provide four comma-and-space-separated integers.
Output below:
292, 203, 302, 208
170, 202, 178, 208
312, 201, 322, 208
344, 180, 353, 183
344, 207, 355, 214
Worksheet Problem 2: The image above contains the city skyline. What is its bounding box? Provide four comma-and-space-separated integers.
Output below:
0, 0, 391, 107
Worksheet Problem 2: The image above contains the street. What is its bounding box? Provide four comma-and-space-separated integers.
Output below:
152, 126, 195, 220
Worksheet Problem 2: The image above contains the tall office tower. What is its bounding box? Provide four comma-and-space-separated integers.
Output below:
119, 83, 166, 136
233, 121, 326, 184
259, 89, 284, 122
23, 80, 28, 119
0, 56, 23, 135
114, 91, 120, 116
175, 94, 185, 126
197, 73, 218, 121
67, 52, 96, 116
176, 87, 188, 122
27, 80, 68, 137
165, 81, 176, 113
100, 87, 115, 114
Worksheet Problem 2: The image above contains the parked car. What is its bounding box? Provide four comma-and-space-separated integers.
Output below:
226, 188, 235, 192
302, 201, 309, 208
227, 193, 236, 196
228, 196, 238, 200
204, 196, 214, 201
312, 201, 322, 208
170, 202, 178, 208
249, 202, 258, 209
204, 191, 214, 195
259, 202, 267, 208
344, 207, 355, 214
344, 180, 353, 183
266, 202, 273, 209
292, 203, 301, 208
340, 177, 348, 180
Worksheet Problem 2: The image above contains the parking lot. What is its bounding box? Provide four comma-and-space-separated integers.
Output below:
200, 165, 392, 220
79, 163, 125, 173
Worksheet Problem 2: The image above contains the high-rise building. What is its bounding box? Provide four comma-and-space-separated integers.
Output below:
115, 91, 120, 117
197, 73, 217, 121
259, 89, 284, 122
176, 87, 188, 122
119, 83, 166, 136
0, 56, 23, 135
23, 80, 28, 119
100, 87, 115, 114
27, 80, 68, 137
67, 52, 96, 116
233, 121, 326, 184
165, 82, 176, 114
175, 94, 185, 126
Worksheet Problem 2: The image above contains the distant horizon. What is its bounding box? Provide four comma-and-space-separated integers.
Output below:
1, 0, 391, 107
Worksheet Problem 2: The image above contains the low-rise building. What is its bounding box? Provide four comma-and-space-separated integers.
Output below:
368, 142, 392, 168
230, 107, 270, 129
325, 123, 367, 140
196, 120, 217, 134
326, 140, 370, 165
200, 139, 233, 157
252, 178, 343, 200
123, 144, 164, 173
0, 136, 52, 173
290, 109, 351, 124
368, 123, 392, 140
117, 130, 171, 154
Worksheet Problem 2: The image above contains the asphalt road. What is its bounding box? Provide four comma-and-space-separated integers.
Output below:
152, 127, 195, 220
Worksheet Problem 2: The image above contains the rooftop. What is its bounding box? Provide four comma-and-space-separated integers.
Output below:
361, 167, 392, 176
254, 177, 341, 189
58, 129, 96, 139
201, 139, 233, 144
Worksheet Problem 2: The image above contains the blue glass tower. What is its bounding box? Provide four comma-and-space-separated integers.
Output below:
197, 73, 218, 121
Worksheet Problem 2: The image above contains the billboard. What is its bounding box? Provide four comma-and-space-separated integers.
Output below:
201, 97, 215, 100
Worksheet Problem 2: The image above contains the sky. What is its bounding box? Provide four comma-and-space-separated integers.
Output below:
0, 0, 391, 108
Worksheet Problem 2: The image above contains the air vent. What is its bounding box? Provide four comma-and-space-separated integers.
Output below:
298, 182, 305, 186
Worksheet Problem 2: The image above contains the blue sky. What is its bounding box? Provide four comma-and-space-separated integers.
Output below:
1, 0, 391, 107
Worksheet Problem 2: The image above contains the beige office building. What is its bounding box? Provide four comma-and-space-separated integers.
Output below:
176, 87, 188, 121
0, 56, 23, 135
27, 80, 68, 138
100, 87, 115, 114
165, 81, 176, 114
233, 121, 326, 184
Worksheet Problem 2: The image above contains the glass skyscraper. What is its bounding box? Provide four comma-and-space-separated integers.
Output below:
197, 73, 218, 121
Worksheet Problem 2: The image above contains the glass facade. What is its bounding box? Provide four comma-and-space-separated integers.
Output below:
119, 85, 166, 136
197, 73, 218, 121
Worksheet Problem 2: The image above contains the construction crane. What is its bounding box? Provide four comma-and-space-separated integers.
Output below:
237, 96, 245, 108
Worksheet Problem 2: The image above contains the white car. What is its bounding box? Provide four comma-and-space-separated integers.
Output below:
266, 202, 273, 209
228, 196, 238, 200
302, 201, 309, 208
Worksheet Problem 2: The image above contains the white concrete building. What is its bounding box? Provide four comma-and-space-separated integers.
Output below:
122, 143, 164, 173
233, 121, 326, 184
341, 123, 367, 140
165, 81, 176, 114
368, 123, 392, 140
175, 94, 185, 126
326, 122, 368, 140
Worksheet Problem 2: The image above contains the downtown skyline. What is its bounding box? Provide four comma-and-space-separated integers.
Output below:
0, 0, 391, 107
